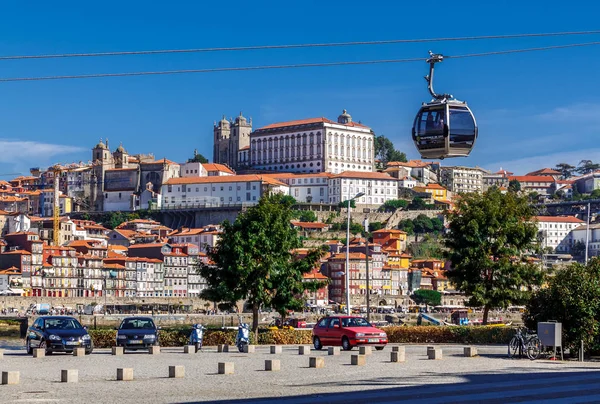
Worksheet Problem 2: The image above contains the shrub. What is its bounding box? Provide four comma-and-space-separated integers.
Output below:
88, 326, 514, 348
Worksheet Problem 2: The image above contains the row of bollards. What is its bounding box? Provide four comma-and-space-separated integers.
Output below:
1, 345, 480, 385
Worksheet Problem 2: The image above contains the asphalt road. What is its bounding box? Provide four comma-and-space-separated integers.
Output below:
0, 344, 598, 403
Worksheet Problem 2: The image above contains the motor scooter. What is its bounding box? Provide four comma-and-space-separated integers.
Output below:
235, 320, 250, 352
189, 324, 206, 352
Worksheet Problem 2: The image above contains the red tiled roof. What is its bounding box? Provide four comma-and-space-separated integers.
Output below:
334, 171, 397, 180
526, 168, 561, 176
258, 117, 369, 130
165, 174, 286, 187
291, 221, 328, 229
508, 176, 556, 183
202, 163, 235, 175
386, 160, 432, 168
535, 216, 584, 223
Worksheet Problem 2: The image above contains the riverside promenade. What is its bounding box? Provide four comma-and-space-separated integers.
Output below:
1, 344, 598, 403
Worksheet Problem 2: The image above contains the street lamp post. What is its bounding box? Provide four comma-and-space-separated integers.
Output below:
585, 202, 591, 265
345, 192, 365, 315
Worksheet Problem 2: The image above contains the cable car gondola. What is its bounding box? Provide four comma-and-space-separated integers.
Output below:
412, 52, 478, 159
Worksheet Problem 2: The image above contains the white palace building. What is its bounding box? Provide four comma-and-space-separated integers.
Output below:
249, 110, 374, 174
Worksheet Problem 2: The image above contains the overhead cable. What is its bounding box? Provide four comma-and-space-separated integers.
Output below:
1, 41, 599, 83
1, 30, 600, 61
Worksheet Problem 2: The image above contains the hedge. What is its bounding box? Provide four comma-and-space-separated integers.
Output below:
88, 326, 515, 348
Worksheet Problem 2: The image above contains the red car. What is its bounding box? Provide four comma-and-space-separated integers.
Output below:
312, 316, 388, 351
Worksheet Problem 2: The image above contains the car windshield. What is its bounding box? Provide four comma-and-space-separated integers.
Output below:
120, 319, 155, 330
44, 318, 83, 330
341, 318, 372, 327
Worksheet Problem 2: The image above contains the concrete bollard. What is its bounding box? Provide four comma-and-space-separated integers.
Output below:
298, 345, 311, 355
149, 346, 160, 355
169, 366, 185, 379
61, 369, 78, 383
1, 371, 19, 385
33, 348, 45, 358
328, 346, 341, 356
183, 345, 195, 354
0, 349, 4, 359
218, 344, 230, 353
73, 348, 86, 357
391, 351, 405, 363
428, 348, 443, 360
464, 346, 478, 357
117, 368, 134, 381
270, 345, 282, 354
111, 347, 124, 356
309, 357, 325, 368
351, 354, 366, 366
265, 359, 280, 371
392, 346, 405, 353
218, 362, 234, 375
359, 346, 372, 355
243, 345, 255, 354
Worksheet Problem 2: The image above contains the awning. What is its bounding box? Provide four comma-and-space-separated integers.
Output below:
6, 288, 25, 295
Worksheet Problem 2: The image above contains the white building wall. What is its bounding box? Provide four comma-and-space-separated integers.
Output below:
103, 191, 133, 211
538, 220, 584, 252
180, 162, 207, 178
328, 176, 398, 206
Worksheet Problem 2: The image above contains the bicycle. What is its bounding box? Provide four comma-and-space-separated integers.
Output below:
508, 327, 541, 360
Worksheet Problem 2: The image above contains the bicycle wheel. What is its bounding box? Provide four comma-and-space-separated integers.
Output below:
508, 336, 520, 358
526, 337, 541, 360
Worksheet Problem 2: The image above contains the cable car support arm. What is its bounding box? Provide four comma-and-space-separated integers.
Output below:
425, 51, 453, 101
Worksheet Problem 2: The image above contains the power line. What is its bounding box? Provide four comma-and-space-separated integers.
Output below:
1, 41, 599, 83
1, 30, 600, 61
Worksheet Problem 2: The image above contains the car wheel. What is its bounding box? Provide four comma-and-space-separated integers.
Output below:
375, 346, 385, 351
85, 348, 93, 355
342, 337, 353, 351
39, 340, 51, 355
313, 336, 322, 350
26, 339, 33, 355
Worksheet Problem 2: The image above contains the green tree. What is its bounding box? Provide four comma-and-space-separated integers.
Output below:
369, 222, 383, 232
554, 163, 576, 179
591, 189, 600, 199
408, 197, 427, 210
572, 240, 586, 256
199, 194, 326, 335
410, 289, 442, 308
508, 179, 521, 193
293, 210, 317, 222
413, 214, 433, 233
380, 199, 409, 212
398, 219, 414, 235
431, 217, 445, 233
338, 199, 356, 209
280, 195, 297, 206
524, 258, 600, 353
577, 160, 600, 175
187, 150, 209, 164
374, 134, 407, 167
444, 188, 544, 324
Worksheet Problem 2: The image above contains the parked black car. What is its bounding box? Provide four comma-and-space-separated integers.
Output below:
26, 316, 93, 355
116, 317, 160, 351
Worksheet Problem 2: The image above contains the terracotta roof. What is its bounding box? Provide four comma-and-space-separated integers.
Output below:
526, 168, 561, 176
303, 273, 329, 280
165, 174, 286, 187
128, 243, 168, 249
202, 163, 235, 175
331, 253, 368, 260
1, 250, 31, 255
535, 216, 584, 224
257, 117, 369, 130
291, 221, 329, 229
508, 176, 556, 183
334, 171, 397, 180
372, 229, 407, 234
140, 158, 178, 165
386, 160, 432, 168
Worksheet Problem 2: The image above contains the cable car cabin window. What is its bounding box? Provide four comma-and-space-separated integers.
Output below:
415, 108, 446, 150
448, 107, 476, 149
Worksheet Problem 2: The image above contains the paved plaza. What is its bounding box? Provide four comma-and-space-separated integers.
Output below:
1, 345, 599, 403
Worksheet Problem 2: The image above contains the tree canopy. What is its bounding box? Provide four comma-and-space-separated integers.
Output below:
508, 179, 521, 193
554, 163, 576, 179
524, 258, 600, 354
187, 150, 209, 164
199, 194, 326, 333
577, 160, 600, 175
374, 134, 407, 166
444, 188, 544, 324
411, 289, 442, 307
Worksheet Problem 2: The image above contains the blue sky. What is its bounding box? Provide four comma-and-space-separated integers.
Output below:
0, 0, 599, 177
